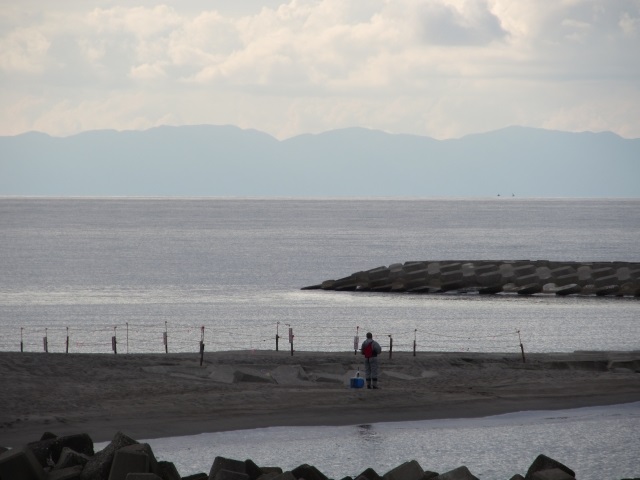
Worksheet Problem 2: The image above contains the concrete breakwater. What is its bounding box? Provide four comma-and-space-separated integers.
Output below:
303, 260, 640, 297
0, 430, 602, 480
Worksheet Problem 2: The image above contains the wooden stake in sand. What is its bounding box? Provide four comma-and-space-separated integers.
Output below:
199, 326, 205, 366
163, 321, 168, 354
112, 326, 117, 354
518, 330, 526, 363
288, 325, 294, 356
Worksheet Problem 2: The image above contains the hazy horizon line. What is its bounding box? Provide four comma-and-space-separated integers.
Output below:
5, 123, 639, 142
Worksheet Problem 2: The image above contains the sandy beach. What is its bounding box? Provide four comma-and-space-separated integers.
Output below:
1, 349, 639, 448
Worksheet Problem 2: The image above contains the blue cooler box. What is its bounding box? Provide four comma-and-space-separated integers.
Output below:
350, 376, 365, 388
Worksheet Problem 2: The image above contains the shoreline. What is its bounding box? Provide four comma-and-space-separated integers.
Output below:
2, 350, 639, 447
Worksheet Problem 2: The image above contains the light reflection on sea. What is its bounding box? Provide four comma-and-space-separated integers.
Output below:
96, 402, 640, 480
2, 198, 639, 354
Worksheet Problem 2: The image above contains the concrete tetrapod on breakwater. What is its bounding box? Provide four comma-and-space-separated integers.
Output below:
302, 260, 640, 297
0, 430, 616, 480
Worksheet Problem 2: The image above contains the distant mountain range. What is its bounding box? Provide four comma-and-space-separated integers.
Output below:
1, 125, 638, 197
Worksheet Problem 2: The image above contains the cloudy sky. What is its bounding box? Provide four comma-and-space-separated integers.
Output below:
1, 0, 639, 140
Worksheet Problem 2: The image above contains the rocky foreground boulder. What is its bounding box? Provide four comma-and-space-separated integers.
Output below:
1, 431, 638, 480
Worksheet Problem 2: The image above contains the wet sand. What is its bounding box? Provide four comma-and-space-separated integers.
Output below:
1, 350, 639, 448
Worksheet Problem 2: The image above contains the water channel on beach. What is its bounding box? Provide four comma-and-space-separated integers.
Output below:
96, 402, 640, 480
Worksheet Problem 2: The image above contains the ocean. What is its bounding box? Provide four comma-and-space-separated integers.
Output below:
2, 197, 639, 479
1, 197, 638, 354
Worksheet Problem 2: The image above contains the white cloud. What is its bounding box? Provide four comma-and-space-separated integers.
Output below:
619, 11, 640, 36
0, 27, 50, 73
412, 0, 507, 46
129, 62, 167, 81
0, 0, 639, 139
86, 5, 182, 38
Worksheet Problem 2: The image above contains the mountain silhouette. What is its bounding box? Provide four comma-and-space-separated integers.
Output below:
1, 125, 638, 197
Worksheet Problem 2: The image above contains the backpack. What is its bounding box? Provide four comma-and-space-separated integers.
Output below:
363, 341, 374, 359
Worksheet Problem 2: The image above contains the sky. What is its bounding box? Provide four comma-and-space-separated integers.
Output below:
1, 0, 639, 140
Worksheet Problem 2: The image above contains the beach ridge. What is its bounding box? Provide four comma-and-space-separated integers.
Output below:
2, 350, 639, 447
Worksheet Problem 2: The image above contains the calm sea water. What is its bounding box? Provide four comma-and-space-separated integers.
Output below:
0, 197, 639, 354
3, 198, 639, 478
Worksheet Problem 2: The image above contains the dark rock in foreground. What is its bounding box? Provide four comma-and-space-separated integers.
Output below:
0, 430, 636, 480
303, 260, 640, 297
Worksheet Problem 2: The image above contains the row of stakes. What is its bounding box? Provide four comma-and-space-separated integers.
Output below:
19, 322, 527, 364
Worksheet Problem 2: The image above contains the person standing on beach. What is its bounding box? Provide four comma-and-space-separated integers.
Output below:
361, 332, 382, 389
